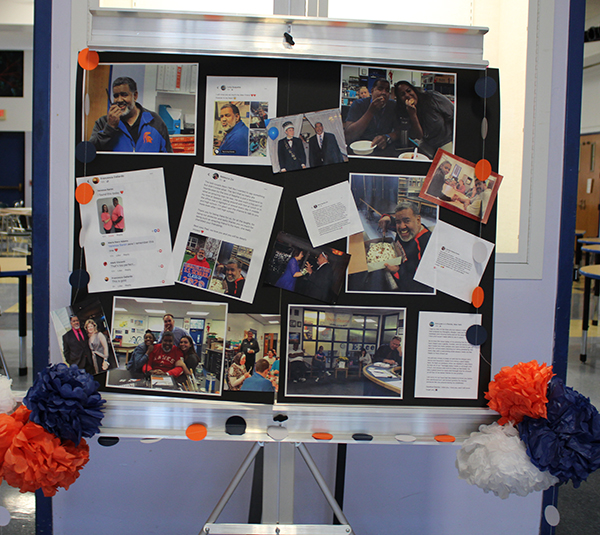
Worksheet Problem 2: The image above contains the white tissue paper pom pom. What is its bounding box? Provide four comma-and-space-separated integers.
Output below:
0, 376, 16, 414
456, 421, 559, 499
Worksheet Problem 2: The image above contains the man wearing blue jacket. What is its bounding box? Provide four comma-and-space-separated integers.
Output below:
90, 76, 173, 153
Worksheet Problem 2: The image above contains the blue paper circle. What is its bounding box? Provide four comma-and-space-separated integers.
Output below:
69, 269, 90, 289
75, 141, 97, 163
352, 433, 373, 441
268, 126, 279, 140
466, 324, 488, 346
98, 436, 120, 447
264, 118, 270, 127
475, 77, 497, 98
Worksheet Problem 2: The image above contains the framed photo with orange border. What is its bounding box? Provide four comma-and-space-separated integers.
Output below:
418, 149, 502, 224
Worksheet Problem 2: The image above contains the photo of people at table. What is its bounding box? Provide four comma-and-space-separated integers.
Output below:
96, 196, 125, 234
50, 297, 118, 375
265, 232, 350, 304
222, 314, 280, 394
106, 297, 227, 396
284, 305, 406, 400
341, 65, 455, 160
347, 174, 437, 294
84, 62, 198, 154
418, 150, 502, 225
267, 109, 348, 173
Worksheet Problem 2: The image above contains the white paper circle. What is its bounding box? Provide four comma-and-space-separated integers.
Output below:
267, 426, 288, 441
395, 434, 417, 443
481, 117, 488, 140
140, 438, 163, 444
0, 506, 11, 526
544, 505, 560, 527
472, 241, 488, 264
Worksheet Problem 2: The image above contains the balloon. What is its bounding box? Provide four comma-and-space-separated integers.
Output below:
268, 127, 279, 140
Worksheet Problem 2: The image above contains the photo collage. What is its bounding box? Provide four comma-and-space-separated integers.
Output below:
71, 57, 500, 405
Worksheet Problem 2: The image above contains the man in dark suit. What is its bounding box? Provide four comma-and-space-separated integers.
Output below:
308, 122, 343, 167
304, 251, 335, 302
277, 121, 306, 172
62, 315, 95, 374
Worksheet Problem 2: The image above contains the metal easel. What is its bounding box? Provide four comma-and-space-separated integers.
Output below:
202, 441, 354, 535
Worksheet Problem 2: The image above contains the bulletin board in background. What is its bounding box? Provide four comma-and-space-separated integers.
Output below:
74, 52, 499, 408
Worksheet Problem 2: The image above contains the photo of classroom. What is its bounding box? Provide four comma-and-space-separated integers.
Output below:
223, 313, 280, 393
285, 305, 405, 399
107, 297, 226, 395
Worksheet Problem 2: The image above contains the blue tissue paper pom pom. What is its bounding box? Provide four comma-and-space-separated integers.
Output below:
519, 376, 600, 487
24, 363, 106, 445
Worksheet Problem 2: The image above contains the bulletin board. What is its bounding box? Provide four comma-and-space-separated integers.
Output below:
72, 51, 499, 409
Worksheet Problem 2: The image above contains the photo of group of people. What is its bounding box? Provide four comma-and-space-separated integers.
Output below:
177, 232, 253, 300
265, 232, 350, 304
211, 100, 268, 158
419, 149, 503, 224
285, 305, 406, 400
105, 297, 227, 396
267, 109, 348, 173
83, 63, 198, 154
51, 298, 119, 375
341, 65, 456, 160
347, 173, 437, 294
97, 196, 125, 234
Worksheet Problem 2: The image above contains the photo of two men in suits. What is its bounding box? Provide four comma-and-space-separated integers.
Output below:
269, 108, 348, 174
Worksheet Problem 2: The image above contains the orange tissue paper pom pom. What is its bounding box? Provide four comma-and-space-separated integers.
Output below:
485, 360, 553, 425
1, 421, 90, 497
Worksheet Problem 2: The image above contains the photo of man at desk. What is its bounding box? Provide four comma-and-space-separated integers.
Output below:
107, 297, 226, 396
284, 305, 405, 401
347, 174, 437, 294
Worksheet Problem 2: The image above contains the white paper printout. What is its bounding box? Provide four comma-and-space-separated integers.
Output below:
77, 169, 175, 293
172, 165, 283, 303
297, 182, 364, 248
414, 311, 481, 399
204, 76, 278, 166
414, 221, 494, 303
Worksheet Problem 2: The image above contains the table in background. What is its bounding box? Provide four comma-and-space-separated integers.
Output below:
0, 256, 30, 376
578, 264, 600, 362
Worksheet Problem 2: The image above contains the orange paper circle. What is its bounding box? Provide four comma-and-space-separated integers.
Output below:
472, 286, 485, 308
186, 423, 207, 441
312, 432, 333, 441
475, 159, 492, 181
75, 183, 94, 204
434, 434, 456, 443
78, 48, 99, 71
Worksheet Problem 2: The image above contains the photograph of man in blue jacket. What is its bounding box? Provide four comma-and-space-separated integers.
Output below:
215, 103, 249, 156
90, 76, 173, 153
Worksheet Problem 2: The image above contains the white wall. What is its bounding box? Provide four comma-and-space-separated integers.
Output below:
48, 0, 570, 532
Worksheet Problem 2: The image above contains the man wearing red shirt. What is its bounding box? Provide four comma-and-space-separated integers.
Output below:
186, 246, 210, 269
143, 331, 185, 376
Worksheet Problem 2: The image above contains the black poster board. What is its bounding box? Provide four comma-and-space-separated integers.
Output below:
74, 52, 499, 408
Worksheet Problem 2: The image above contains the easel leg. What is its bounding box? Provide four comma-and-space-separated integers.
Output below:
205, 442, 263, 525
